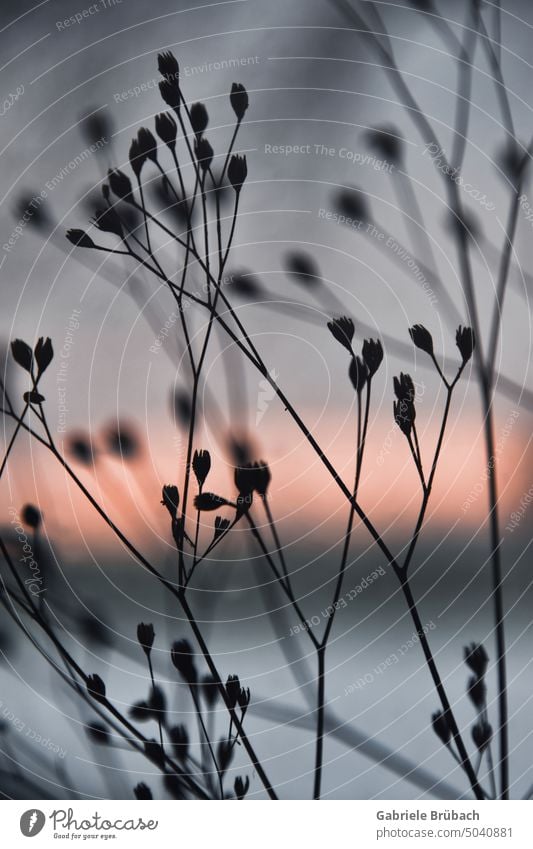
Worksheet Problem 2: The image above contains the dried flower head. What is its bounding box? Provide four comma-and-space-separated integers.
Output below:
67, 434, 95, 466
472, 719, 493, 752
227, 154, 247, 193
226, 674, 241, 708
158, 51, 179, 84
213, 515, 231, 540
464, 643, 489, 678
327, 316, 354, 354
409, 324, 434, 356
34, 337, 53, 376
107, 169, 133, 203
467, 675, 487, 710
230, 83, 249, 120
66, 229, 96, 248
155, 112, 178, 151
159, 80, 180, 111
334, 186, 369, 223
129, 138, 146, 178
190, 102, 209, 136
22, 504, 41, 529
285, 252, 320, 286
362, 338, 383, 377
456, 326, 475, 365
192, 449, 211, 488
194, 492, 230, 511
365, 124, 404, 165
86, 674, 106, 703
431, 710, 451, 746
195, 137, 214, 172
234, 775, 250, 800
393, 372, 415, 402
171, 639, 197, 684
137, 622, 155, 656
91, 206, 123, 238
348, 355, 368, 394
393, 399, 415, 436
134, 782, 153, 800
161, 485, 179, 519
11, 339, 33, 373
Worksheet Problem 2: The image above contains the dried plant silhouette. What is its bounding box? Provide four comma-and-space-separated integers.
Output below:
1, 0, 531, 801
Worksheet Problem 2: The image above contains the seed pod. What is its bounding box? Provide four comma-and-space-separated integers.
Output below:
137, 622, 155, 656
362, 338, 383, 377
161, 485, 179, 519
190, 102, 209, 136
409, 324, 434, 356
66, 229, 96, 248
10, 339, 33, 373
171, 638, 197, 684
230, 83, 249, 120
327, 316, 355, 354
192, 449, 211, 487
348, 355, 368, 394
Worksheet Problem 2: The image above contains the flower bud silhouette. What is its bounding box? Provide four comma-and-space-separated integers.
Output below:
362, 338, 383, 377
108, 169, 133, 203
226, 674, 241, 708
137, 622, 155, 656
66, 229, 96, 248
22, 504, 41, 529
393, 372, 415, 402
161, 485, 179, 519
234, 775, 250, 800
171, 639, 197, 684
456, 326, 475, 364
129, 138, 146, 178
159, 80, 180, 111
393, 399, 415, 436
158, 51, 179, 84
327, 317, 354, 354
348, 355, 368, 394
365, 124, 404, 165
11, 339, 33, 373
334, 186, 369, 223
228, 154, 247, 193
431, 710, 451, 745
155, 112, 178, 151
137, 128, 158, 164
195, 137, 214, 172
23, 391, 45, 404
134, 782, 153, 800
192, 449, 211, 487
87, 674, 106, 703
409, 324, 434, 356
472, 719, 492, 752
230, 83, 249, 120
467, 675, 486, 710
91, 207, 123, 238
285, 251, 321, 286
34, 337, 53, 375
464, 642, 489, 678
190, 103, 209, 136
213, 515, 231, 540
195, 492, 230, 511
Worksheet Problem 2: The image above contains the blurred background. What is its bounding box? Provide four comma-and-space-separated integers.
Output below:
0, 0, 532, 800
